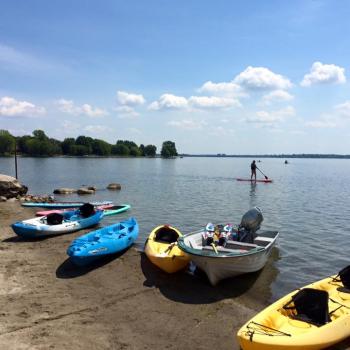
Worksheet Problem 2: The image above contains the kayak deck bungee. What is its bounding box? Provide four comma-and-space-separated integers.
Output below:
22, 200, 113, 208
236, 178, 273, 183
237, 268, 350, 350
145, 225, 190, 273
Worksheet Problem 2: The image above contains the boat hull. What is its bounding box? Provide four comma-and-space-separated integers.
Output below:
178, 229, 279, 285
102, 204, 131, 216
237, 274, 350, 350
191, 244, 274, 285
11, 211, 104, 238
145, 225, 189, 273
67, 217, 139, 266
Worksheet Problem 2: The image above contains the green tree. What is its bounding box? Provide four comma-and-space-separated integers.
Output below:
139, 144, 145, 156
76, 136, 93, 154
16, 135, 32, 154
112, 144, 130, 156
92, 139, 112, 156
62, 138, 76, 155
144, 144, 157, 157
71, 145, 90, 156
0, 130, 15, 155
161, 141, 178, 158
129, 146, 141, 156
33, 129, 48, 141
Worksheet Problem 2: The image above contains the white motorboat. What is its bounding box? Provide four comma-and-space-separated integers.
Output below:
177, 208, 279, 285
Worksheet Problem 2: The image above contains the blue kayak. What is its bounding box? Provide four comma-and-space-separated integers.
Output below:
21, 201, 113, 209
12, 206, 104, 238
67, 217, 139, 266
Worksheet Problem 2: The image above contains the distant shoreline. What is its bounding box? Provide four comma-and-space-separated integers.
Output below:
1, 154, 350, 159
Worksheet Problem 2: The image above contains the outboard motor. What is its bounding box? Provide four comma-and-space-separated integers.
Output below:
238, 207, 263, 243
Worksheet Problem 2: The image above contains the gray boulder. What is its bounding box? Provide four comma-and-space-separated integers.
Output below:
0, 196, 7, 202
53, 188, 77, 194
0, 174, 28, 199
77, 187, 95, 195
107, 183, 121, 190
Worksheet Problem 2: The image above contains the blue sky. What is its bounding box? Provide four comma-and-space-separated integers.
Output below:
1, 0, 350, 154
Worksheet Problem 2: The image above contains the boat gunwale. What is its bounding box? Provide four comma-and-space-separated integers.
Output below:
178, 230, 279, 259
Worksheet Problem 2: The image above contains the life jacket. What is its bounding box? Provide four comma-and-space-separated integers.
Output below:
203, 223, 215, 239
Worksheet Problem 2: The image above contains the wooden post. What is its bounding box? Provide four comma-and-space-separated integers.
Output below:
14, 138, 18, 179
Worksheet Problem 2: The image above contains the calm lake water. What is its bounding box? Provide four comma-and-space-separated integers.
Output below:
1, 156, 349, 300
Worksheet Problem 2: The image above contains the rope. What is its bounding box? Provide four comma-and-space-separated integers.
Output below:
245, 321, 291, 341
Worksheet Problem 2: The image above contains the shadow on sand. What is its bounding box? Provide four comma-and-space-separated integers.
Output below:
2, 235, 62, 243
140, 252, 263, 304
56, 251, 125, 279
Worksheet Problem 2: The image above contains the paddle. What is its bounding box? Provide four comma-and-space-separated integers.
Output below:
211, 243, 218, 254
256, 167, 269, 180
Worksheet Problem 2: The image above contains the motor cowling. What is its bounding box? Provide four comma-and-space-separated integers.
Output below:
239, 207, 263, 233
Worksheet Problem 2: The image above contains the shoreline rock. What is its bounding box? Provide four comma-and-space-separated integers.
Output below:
107, 183, 121, 190
53, 188, 77, 194
77, 187, 95, 195
0, 174, 28, 199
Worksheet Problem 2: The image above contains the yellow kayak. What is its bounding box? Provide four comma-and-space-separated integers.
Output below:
237, 268, 350, 350
145, 225, 190, 273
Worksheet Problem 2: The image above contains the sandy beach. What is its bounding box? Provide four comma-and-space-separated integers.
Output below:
1, 202, 349, 350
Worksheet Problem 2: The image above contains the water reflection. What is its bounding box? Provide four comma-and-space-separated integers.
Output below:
249, 182, 257, 207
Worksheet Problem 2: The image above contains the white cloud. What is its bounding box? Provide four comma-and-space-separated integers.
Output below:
305, 120, 337, 128
335, 101, 350, 117
247, 106, 295, 124
115, 105, 139, 119
84, 125, 108, 132
116, 91, 145, 106
128, 128, 142, 135
234, 66, 292, 90
148, 94, 188, 110
261, 90, 294, 105
168, 119, 207, 130
62, 120, 80, 131
208, 126, 235, 136
198, 81, 244, 96
189, 96, 241, 109
301, 62, 346, 86
0, 96, 45, 117
81, 104, 107, 117
57, 99, 108, 117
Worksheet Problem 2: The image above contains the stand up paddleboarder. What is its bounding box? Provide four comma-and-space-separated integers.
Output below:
251, 160, 257, 181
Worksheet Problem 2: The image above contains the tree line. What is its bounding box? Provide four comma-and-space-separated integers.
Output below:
0, 130, 178, 158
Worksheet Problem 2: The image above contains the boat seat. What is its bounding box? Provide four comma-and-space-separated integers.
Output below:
254, 236, 274, 242
202, 246, 238, 253
226, 239, 259, 250
202, 245, 248, 253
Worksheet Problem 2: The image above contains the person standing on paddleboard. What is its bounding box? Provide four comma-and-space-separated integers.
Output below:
251, 160, 257, 181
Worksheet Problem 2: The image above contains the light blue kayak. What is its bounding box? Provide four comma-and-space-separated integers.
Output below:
67, 217, 139, 266
21, 201, 113, 209
102, 204, 131, 216
12, 208, 104, 238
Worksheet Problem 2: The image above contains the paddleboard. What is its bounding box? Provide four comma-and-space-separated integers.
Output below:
236, 178, 273, 183
22, 201, 113, 208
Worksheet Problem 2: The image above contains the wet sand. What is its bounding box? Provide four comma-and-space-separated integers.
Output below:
1, 203, 349, 350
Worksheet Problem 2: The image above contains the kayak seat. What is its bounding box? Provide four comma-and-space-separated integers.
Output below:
334, 265, 350, 293
46, 213, 64, 225
79, 203, 95, 218
155, 227, 178, 244
283, 288, 330, 327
